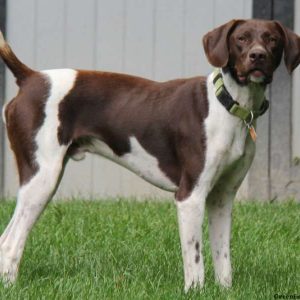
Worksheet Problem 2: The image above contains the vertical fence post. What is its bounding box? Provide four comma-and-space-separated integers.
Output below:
269, 0, 295, 200
251, 0, 296, 201
249, 0, 273, 201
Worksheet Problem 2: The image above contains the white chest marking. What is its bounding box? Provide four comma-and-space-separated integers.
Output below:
87, 137, 177, 192
194, 72, 263, 196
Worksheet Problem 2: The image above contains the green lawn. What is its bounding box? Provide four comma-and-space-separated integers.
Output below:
0, 199, 299, 299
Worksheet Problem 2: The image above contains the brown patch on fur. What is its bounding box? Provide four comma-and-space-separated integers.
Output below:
58, 71, 209, 195
4, 72, 49, 185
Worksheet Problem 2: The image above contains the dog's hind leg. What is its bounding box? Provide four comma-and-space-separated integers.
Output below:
0, 150, 67, 284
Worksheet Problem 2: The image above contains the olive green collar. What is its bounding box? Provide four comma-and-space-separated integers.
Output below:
213, 68, 269, 126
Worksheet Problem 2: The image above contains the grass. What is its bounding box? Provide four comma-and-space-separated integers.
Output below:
0, 199, 299, 299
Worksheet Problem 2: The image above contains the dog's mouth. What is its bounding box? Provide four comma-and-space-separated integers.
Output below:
237, 69, 268, 84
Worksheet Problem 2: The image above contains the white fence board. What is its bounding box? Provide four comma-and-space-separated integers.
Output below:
184, 0, 214, 76
154, 0, 185, 81
35, 0, 65, 69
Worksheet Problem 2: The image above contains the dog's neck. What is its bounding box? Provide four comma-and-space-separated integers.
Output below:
221, 68, 266, 112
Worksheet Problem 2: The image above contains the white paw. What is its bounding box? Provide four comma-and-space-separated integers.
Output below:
0, 250, 18, 285
184, 278, 204, 293
217, 274, 232, 288
184, 266, 204, 293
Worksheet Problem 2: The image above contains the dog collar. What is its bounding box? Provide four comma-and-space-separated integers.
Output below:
213, 68, 269, 125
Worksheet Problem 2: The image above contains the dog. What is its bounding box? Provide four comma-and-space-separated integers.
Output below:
0, 19, 299, 291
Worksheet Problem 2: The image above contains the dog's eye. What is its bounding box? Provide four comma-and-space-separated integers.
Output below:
269, 36, 277, 43
264, 34, 278, 44
238, 36, 247, 42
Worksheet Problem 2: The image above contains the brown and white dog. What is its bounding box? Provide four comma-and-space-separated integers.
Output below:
0, 19, 300, 291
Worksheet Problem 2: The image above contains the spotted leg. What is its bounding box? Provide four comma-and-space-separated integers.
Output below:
206, 138, 255, 288
176, 189, 206, 292
207, 187, 234, 288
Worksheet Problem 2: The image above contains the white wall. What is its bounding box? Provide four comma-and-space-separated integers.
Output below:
4, 0, 252, 199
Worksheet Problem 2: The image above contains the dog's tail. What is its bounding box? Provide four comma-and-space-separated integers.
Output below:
0, 30, 34, 86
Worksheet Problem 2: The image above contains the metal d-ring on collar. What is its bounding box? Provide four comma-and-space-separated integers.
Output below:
244, 110, 254, 129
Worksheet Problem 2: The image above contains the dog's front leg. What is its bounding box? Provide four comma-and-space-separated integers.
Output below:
206, 139, 255, 288
207, 188, 234, 288
176, 190, 206, 292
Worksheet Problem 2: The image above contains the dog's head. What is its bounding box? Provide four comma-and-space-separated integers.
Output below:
203, 19, 300, 85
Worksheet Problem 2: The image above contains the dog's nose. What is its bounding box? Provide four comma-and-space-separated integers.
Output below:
249, 49, 267, 63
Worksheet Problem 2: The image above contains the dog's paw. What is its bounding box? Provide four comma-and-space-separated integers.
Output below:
184, 280, 204, 293
216, 274, 232, 289
184, 271, 204, 293
183, 256, 205, 293
0, 250, 18, 286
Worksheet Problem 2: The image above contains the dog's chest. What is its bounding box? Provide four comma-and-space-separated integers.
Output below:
203, 80, 253, 188
206, 112, 248, 177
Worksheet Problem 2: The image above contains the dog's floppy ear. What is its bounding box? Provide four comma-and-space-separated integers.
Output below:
275, 21, 300, 73
202, 19, 243, 67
